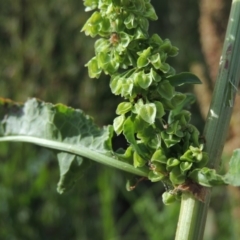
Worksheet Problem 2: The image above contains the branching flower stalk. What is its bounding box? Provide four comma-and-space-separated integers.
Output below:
82, 0, 212, 204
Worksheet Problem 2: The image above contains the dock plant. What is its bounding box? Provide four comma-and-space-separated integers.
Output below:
1, 0, 240, 239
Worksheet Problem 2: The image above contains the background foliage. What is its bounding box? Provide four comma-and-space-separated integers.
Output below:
0, 0, 237, 239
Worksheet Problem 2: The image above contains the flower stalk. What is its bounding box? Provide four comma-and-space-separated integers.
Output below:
175, 0, 240, 239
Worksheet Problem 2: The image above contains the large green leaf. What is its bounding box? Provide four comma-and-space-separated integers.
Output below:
0, 98, 112, 193
0, 98, 148, 192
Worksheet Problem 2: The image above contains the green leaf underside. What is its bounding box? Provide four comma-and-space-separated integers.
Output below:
224, 149, 240, 186
57, 153, 91, 194
0, 98, 148, 192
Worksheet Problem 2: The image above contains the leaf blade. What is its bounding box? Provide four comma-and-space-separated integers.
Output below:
0, 98, 148, 192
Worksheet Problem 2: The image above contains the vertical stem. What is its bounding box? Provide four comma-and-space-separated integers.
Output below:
203, 0, 240, 169
175, 194, 211, 240
175, 0, 240, 239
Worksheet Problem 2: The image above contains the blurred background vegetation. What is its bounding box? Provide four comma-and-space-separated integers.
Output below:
0, 0, 239, 239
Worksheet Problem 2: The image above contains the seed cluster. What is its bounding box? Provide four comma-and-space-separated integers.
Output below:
82, 0, 209, 203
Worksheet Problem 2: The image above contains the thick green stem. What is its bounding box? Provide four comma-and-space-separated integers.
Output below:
175, 194, 211, 240
175, 0, 240, 239
175, 193, 210, 240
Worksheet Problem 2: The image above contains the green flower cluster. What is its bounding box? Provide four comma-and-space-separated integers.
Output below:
82, 0, 209, 203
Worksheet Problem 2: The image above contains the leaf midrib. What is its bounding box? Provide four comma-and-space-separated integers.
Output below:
0, 135, 148, 177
